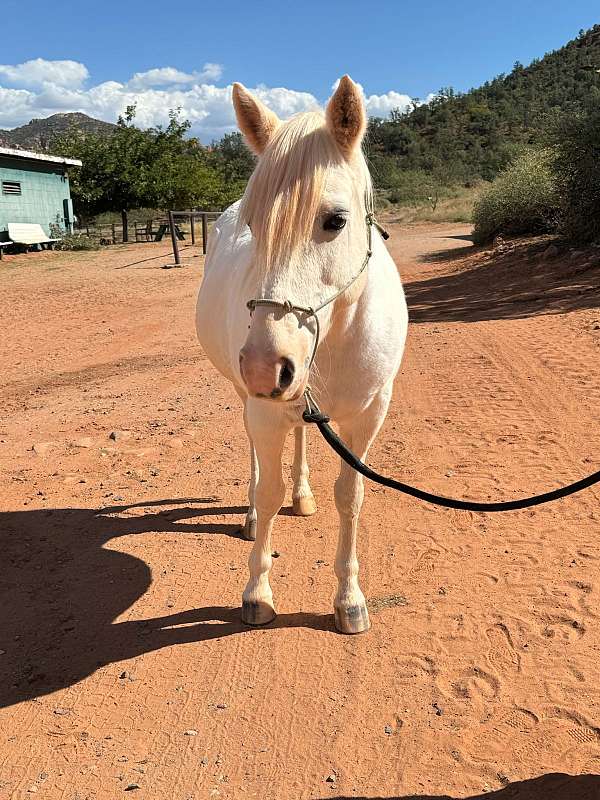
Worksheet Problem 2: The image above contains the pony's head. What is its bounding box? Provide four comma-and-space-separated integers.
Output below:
234, 76, 372, 402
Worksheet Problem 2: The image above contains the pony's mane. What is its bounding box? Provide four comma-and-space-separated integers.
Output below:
239, 111, 371, 273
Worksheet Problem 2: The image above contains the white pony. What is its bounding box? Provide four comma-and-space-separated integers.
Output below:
196, 76, 408, 633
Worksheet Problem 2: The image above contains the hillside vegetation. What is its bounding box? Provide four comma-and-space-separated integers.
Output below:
367, 25, 600, 193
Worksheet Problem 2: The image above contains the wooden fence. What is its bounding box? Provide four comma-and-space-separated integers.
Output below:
76, 210, 221, 254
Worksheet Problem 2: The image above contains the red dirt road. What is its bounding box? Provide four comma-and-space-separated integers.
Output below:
1, 229, 599, 799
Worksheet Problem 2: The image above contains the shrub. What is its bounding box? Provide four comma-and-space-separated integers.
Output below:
50, 224, 101, 251
386, 170, 437, 206
56, 234, 101, 251
472, 149, 559, 245
551, 109, 600, 243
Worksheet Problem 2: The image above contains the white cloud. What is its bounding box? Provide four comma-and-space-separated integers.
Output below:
0, 59, 416, 142
365, 90, 413, 116
128, 63, 223, 89
0, 58, 89, 88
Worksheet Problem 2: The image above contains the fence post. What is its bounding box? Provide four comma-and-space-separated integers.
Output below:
111, 223, 116, 244
121, 210, 129, 243
190, 213, 195, 245
168, 210, 182, 266
201, 213, 208, 255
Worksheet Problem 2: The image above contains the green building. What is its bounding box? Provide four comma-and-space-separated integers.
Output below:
0, 147, 82, 239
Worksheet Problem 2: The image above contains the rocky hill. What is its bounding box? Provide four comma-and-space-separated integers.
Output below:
0, 113, 115, 152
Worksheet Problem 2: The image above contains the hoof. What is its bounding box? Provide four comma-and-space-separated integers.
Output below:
334, 604, 371, 635
292, 494, 317, 516
242, 599, 276, 627
241, 515, 257, 541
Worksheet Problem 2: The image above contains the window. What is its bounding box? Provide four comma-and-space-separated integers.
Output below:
2, 181, 21, 196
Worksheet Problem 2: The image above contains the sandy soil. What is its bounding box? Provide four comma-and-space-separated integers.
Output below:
0, 229, 599, 800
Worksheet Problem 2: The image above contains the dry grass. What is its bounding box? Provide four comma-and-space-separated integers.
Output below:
381, 184, 483, 226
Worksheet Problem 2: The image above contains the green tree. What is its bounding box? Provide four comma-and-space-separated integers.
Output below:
550, 108, 600, 242
52, 106, 230, 234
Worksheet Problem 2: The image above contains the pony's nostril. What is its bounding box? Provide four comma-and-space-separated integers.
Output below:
278, 357, 295, 390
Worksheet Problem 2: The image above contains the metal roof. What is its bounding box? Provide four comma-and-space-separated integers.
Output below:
0, 146, 82, 167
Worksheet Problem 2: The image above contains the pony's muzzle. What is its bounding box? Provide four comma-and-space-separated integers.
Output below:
239, 349, 297, 400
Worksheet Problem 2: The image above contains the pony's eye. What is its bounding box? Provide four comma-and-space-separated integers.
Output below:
323, 214, 347, 231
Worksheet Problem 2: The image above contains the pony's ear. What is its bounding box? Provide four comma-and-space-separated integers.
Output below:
232, 83, 281, 155
326, 75, 366, 157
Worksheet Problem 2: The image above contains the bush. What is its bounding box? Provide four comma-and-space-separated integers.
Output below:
50, 224, 101, 251
56, 234, 101, 251
472, 149, 559, 245
551, 109, 600, 243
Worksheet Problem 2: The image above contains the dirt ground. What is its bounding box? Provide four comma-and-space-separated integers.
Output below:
1, 227, 599, 800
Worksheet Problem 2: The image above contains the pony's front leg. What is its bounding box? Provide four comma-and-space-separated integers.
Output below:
241, 404, 289, 626
333, 389, 391, 634
291, 426, 317, 516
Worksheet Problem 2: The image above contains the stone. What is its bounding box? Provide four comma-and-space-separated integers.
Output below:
325, 774, 337, 783
128, 469, 145, 481
32, 442, 52, 456
542, 244, 559, 260
109, 430, 131, 442
184, 729, 198, 736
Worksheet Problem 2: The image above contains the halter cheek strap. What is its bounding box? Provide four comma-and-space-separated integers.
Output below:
246, 213, 389, 370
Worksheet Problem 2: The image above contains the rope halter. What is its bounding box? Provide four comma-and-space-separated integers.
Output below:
246, 211, 388, 371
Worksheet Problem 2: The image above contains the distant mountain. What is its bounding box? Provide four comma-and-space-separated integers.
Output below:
368, 24, 600, 185
0, 113, 116, 152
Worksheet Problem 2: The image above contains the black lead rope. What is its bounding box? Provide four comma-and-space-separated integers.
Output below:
303, 399, 600, 512
247, 209, 599, 513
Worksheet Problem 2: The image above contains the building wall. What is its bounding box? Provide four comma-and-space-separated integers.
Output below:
0, 156, 74, 237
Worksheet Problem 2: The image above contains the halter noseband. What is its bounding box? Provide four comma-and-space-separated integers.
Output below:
246, 212, 388, 371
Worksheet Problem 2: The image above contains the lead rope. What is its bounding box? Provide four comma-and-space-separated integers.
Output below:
249, 215, 600, 512
302, 390, 600, 512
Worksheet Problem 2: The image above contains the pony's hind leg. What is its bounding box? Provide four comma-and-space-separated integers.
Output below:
333, 388, 392, 634
241, 402, 258, 541
291, 426, 317, 516
241, 403, 289, 626
242, 444, 258, 541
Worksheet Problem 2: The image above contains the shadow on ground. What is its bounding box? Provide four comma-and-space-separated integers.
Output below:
323, 772, 600, 799
0, 499, 333, 708
406, 241, 599, 323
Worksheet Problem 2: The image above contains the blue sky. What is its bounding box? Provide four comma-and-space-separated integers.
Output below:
0, 0, 598, 140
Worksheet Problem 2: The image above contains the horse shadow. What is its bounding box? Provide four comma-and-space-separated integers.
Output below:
0, 499, 332, 708
323, 772, 600, 799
